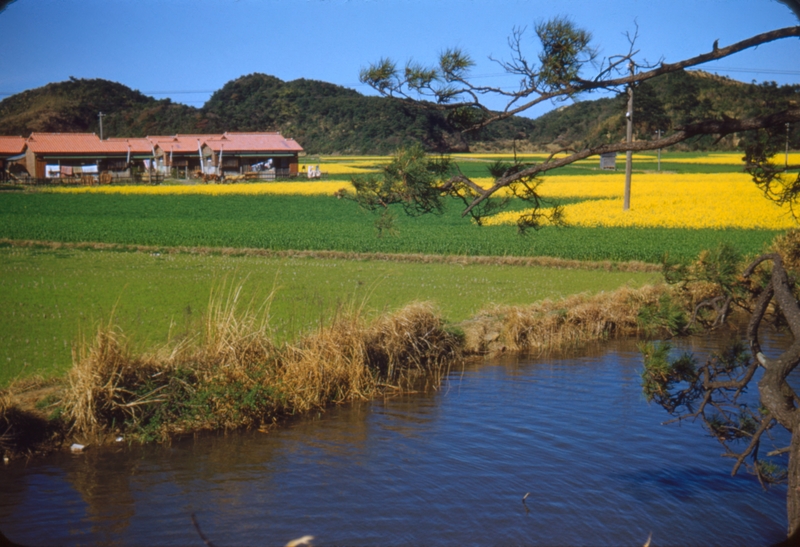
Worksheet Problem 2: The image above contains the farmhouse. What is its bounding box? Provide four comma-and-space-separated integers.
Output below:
2, 131, 305, 181
202, 132, 303, 177
24, 133, 150, 180
150, 134, 213, 177
0, 136, 26, 181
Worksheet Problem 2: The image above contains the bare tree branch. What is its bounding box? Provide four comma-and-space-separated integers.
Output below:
459, 108, 800, 217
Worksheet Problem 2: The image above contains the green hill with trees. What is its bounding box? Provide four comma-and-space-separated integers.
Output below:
528, 69, 800, 149
0, 70, 796, 153
0, 74, 535, 154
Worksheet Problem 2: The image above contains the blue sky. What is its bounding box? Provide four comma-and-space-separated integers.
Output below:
0, 0, 798, 119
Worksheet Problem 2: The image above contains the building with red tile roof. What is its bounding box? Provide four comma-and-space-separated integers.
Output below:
0, 136, 26, 156
0, 136, 26, 180
202, 132, 303, 176
150, 134, 219, 176
6, 131, 304, 180
24, 133, 141, 178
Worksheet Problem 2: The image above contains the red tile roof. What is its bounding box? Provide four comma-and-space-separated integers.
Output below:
149, 135, 220, 155
18, 132, 301, 157
106, 138, 154, 154
0, 136, 26, 156
25, 133, 135, 154
205, 132, 303, 153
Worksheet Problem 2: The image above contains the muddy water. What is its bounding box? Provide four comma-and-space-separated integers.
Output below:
0, 333, 789, 546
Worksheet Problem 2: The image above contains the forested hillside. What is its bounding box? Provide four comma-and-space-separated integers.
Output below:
0, 70, 797, 153
528, 70, 800, 149
0, 74, 535, 154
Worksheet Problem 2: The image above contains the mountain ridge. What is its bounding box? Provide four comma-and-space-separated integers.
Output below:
1, 70, 797, 154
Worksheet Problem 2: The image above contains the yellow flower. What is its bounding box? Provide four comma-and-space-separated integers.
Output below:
47, 181, 355, 196
483, 172, 796, 229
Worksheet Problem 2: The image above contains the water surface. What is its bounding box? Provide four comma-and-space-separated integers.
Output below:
0, 334, 789, 546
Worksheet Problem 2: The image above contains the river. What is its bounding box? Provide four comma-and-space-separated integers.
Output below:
0, 332, 789, 546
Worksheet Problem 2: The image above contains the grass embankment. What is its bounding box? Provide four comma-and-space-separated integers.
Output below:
59, 298, 461, 444
0, 244, 670, 457
0, 245, 659, 386
1, 276, 671, 457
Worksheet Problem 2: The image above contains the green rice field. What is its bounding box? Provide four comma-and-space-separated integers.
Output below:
0, 247, 658, 386
0, 193, 778, 263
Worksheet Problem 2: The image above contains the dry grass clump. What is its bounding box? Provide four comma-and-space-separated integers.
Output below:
364, 302, 460, 388
58, 294, 459, 444
0, 389, 61, 458
62, 285, 282, 442
62, 326, 175, 441
278, 302, 460, 414
462, 285, 670, 355
280, 313, 374, 413
771, 229, 800, 273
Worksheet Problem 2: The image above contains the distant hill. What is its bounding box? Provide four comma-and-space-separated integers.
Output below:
528, 70, 800, 149
0, 77, 201, 138
0, 71, 797, 153
0, 74, 535, 154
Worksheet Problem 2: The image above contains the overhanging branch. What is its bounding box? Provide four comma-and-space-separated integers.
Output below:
466, 26, 800, 131
460, 108, 800, 217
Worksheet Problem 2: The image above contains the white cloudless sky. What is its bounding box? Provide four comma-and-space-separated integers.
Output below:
0, 0, 798, 119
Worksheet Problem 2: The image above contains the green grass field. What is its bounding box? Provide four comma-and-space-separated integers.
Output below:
0, 247, 659, 386
0, 193, 778, 263
316, 152, 749, 181
0, 151, 790, 387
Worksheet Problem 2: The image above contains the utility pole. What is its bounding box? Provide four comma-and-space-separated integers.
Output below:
98, 112, 105, 140
787, 122, 791, 168
623, 61, 634, 211
655, 129, 663, 172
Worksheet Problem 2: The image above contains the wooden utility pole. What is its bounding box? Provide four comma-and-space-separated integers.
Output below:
623, 62, 634, 211
655, 129, 663, 172
98, 112, 105, 141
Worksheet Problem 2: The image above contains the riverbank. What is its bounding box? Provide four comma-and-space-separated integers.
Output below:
1, 280, 675, 459
3, 225, 788, 459
0, 243, 660, 386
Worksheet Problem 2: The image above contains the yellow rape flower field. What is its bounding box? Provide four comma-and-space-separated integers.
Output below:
484, 172, 796, 230
48, 181, 354, 196
46, 152, 799, 229
317, 163, 380, 174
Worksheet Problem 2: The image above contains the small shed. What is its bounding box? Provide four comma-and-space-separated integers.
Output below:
0, 136, 26, 181
600, 152, 617, 170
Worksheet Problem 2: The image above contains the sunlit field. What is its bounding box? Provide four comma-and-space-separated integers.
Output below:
1, 150, 795, 385
0, 247, 658, 386
484, 172, 796, 230
43, 152, 799, 232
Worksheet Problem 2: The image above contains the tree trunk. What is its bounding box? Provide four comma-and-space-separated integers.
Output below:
789, 425, 800, 538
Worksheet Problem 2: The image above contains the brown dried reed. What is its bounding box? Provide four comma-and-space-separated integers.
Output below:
280, 302, 460, 413
462, 285, 670, 355
59, 282, 460, 444
63, 326, 167, 440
